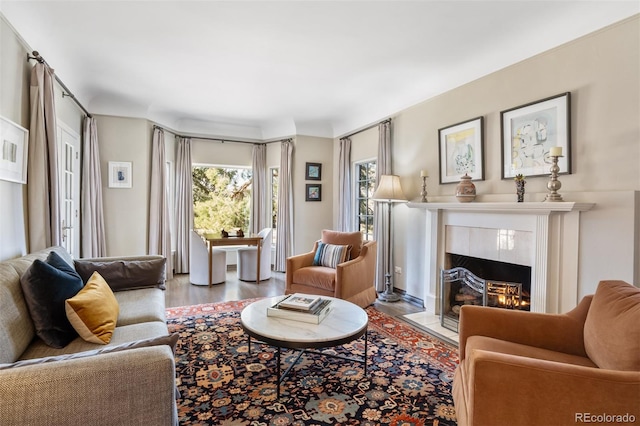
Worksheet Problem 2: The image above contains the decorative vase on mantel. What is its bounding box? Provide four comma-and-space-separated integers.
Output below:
456, 173, 476, 203
514, 174, 526, 203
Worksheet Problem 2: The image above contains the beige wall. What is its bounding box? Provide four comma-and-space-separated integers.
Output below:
339, 16, 639, 301
96, 115, 151, 256
293, 135, 334, 253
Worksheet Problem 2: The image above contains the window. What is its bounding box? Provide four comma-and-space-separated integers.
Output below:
355, 160, 376, 241
192, 165, 251, 232
270, 167, 279, 246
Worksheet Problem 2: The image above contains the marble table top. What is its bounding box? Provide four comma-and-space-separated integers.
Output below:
240, 295, 368, 348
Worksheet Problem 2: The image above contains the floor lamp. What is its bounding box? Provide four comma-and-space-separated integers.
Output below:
372, 174, 407, 303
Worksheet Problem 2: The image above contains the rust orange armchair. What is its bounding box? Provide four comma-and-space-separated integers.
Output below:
453, 280, 640, 426
285, 230, 377, 308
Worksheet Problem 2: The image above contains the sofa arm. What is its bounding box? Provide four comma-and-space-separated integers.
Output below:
458, 295, 593, 360
458, 349, 640, 426
335, 241, 377, 300
0, 346, 177, 426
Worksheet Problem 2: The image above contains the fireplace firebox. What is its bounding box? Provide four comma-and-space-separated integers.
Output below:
440, 257, 531, 332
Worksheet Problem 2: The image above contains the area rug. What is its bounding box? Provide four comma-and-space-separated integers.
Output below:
166, 300, 459, 425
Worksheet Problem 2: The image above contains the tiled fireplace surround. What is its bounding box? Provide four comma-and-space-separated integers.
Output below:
407, 201, 594, 315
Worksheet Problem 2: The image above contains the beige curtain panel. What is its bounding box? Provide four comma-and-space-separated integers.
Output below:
28, 62, 61, 252
250, 144, 268, 234
174, 136, 193, 274
374, 120, 392, 292
337, 137, 353, 232
148, 128, 173, 279
274, 140, 293, 272
81, 116, 106, 257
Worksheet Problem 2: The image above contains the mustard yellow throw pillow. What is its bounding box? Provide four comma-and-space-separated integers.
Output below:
65, 271, 119, 344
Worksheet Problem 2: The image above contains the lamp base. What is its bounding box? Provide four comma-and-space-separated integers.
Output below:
378, 272, 401, 303
378, 290, 401, 302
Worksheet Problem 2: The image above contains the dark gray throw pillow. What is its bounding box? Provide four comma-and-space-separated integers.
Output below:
74, 258, 167, 291
20, 251, 84, 348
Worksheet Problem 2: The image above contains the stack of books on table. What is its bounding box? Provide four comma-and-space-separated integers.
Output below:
267, 294, 332, 324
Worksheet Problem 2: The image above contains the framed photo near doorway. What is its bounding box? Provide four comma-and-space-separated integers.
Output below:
0, 116, 29, 184
108, 161, 132, 188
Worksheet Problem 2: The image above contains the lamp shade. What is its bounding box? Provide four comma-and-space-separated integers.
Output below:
372, 175, 407, 203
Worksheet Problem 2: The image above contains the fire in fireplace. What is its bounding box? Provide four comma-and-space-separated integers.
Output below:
440, 254, 531, 332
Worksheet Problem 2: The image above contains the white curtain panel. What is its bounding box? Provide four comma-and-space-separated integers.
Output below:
250, 144, 269, 234
274, 140, 293, 272
174, 136, 193, 274
337, 137, 353, 232
80, 116, 106, 257
374, 121, 392, 291
27, 62, 61, 252
148, 128, 173, 279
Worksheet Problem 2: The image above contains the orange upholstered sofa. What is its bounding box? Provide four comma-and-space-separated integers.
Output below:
286, 230, 377, 308
453, 280, 640, 426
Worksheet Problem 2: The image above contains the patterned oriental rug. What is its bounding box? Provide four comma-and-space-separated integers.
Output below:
166, 299, 459, 426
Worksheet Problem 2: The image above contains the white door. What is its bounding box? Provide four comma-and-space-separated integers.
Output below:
58, 122, 81, 258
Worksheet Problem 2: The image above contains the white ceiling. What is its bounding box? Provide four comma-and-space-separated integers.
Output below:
1, 1, 638, 140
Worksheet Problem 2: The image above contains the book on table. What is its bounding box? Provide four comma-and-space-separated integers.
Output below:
277, 293, 322, 311
267, 296, 332, 324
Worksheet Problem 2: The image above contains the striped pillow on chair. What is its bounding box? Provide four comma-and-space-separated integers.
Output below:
312, 242, 352, 268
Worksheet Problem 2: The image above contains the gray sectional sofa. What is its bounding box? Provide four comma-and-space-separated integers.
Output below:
0, 246, 178, 425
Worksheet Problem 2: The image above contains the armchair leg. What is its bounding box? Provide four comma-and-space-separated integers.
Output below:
378, 272, 400, 302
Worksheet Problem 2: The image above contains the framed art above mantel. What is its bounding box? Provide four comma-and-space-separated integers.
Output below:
438, 116, 484, 184
501, 92, 571, 179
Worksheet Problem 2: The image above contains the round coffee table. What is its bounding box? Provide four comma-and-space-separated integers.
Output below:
240, 295, 369, 397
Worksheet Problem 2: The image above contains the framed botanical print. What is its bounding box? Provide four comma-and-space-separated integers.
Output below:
305, 162, 321, 180
305, 184, 321, 201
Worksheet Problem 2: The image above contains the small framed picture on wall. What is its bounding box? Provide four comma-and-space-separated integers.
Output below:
305, 184, 321, 201
305, 162, 322, 180
108, 161, 132, 188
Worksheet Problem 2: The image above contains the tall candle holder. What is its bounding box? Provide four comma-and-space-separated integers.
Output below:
420, 176, 428, 202
544, 155, 563, 202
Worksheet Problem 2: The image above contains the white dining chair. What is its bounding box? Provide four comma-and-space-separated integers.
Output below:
237, 228, 272, 282
190, 230, 226, 285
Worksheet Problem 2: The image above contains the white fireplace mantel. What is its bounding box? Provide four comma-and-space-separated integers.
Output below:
407, 201, 594, 214
407, 201, 594, 315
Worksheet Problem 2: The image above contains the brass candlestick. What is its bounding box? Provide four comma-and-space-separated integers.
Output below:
544, 155, 563, 202
420, 176, 428, 202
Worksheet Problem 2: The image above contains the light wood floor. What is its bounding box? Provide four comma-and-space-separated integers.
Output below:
164, 268, 424, 318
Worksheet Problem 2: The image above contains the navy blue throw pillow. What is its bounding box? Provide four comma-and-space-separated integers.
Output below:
20, 251, 84, 348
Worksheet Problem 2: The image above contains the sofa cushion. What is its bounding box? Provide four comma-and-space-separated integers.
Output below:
321, 230, 362, 259
1, 333, 178, 370
584, 280, 640, 371
114, 287, 166, 326
74, 257, 166, 291
312, 242, 351, 268
20, 251, 84, 348
65, 272, 119, 344
19, 320, 170, 360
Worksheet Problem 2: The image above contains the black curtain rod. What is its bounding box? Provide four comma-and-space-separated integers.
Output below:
154, 125, 290, 145
27, 51, 92, 118
341, 118, 391, 140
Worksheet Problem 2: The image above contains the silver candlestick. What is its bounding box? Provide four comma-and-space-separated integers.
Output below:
544, 155, 563, 202
420, 176, 428, 202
